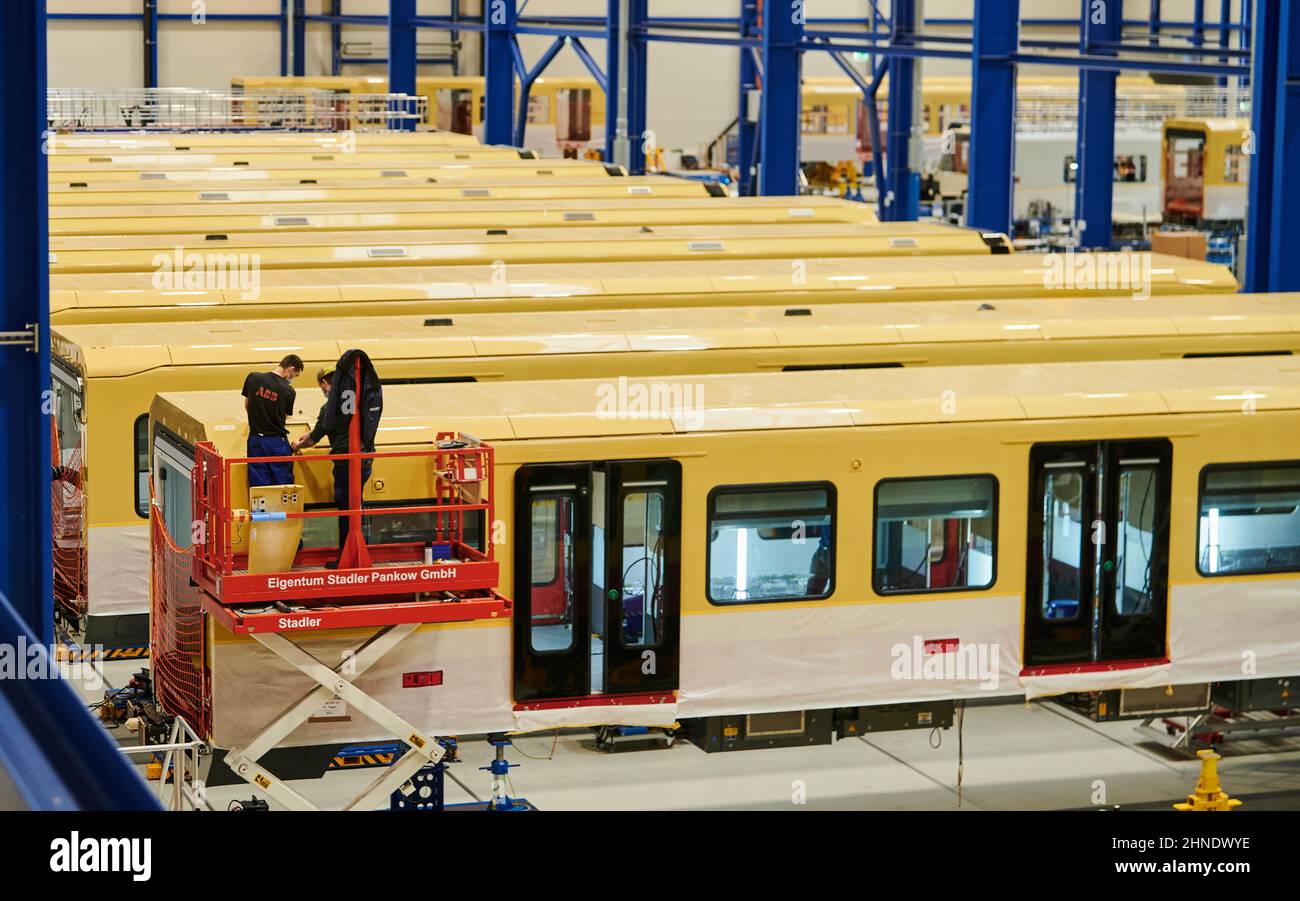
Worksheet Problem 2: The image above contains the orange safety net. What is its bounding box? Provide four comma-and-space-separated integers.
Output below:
150, 505, 209, 738
51, 418, 87, 622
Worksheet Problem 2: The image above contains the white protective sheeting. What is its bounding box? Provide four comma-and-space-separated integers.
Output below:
675, 594, 1023, 718
88, 524, 150, 617
1167, 578, 1300, 685
513, 699, 678, 733
209, 620, 516, 748
1019, 661, 1174, 700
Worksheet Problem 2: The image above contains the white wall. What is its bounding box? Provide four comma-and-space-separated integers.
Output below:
48, 1, 1247, 152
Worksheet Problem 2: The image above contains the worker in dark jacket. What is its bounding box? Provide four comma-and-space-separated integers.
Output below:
242, 355, 303, 487
292, 359, 379, 567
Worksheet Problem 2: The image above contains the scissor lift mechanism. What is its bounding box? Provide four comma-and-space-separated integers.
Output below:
187, 410, 508, 811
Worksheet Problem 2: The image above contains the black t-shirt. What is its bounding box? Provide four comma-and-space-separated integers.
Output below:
242, 371, 296, 437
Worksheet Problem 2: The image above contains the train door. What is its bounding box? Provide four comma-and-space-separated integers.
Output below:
1164, 128, 1205, 220
513, 460, 681, 702
1024, 440, 1171, 667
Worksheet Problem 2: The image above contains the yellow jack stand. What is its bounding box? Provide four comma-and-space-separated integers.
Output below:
1174, 749, 1243, 811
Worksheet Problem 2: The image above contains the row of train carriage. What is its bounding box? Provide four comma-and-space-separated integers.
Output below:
47, 119, 1297, 769
223, 73, 1250, 227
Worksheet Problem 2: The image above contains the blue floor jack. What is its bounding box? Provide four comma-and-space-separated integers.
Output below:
390, 736, 534, 811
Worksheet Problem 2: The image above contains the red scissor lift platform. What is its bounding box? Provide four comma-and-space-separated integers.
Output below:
183, 420, 511, 810
191, 431, 509, 634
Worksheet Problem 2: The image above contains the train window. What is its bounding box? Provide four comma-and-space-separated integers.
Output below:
873, 475, 996, 595
1224, 145, 1248, 183
526, 93, 549, 124
1062, 154, 1148, 183
134, 414, 149, 517
1197, 462, 1300, 576
529, 493, 577, 653
556, 88, 592, 143
360, 500, 486, 553
1113, 465, 1159, 617
1035, 466, 1084, 620
706, 483, 835, 604
152, 429, 194, 548
619, 489, 666, 648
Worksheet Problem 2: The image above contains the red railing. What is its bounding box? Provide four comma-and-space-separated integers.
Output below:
190, 434, 501, 611
150, 503, 209, 737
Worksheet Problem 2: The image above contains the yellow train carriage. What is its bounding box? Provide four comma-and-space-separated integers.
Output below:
1161, 117, 1251, 224
47, 175, 716, 207
47, 158, 624, 185
58, 292, 1295, 645
47, 221, 1006, 275
48, 252, 1237, 325
47, 147, 533, 168
47, 130, 481, 152
147, 354, 1300, 745
231, 74, 607, 154
47, 195, 878, 237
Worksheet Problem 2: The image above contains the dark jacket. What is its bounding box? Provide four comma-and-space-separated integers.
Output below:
308, 348, 383, 454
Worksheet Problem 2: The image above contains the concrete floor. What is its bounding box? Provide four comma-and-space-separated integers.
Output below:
81, 656, 1300, 811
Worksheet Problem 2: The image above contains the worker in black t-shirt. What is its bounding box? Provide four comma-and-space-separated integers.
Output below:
241, 355, 304, 487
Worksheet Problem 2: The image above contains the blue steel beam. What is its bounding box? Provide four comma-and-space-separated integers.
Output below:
0, 594, 159, 810
389, 0, 417, 131
1074, 0, 1121, 249
282, 0, 290, 75
758, 0, 803, 195
738, 1, 760, 196
883, 0, 919, 220
1244, 0, 1300, 292
0, 0, 52, 644
514, 36, 567, 146
484, 0, 516, 145
967, 0, 1019, 237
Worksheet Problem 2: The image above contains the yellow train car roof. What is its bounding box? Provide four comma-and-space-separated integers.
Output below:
48, 223, 1001, 273
50, 253, 1236, 324
48, 131, 480, 150
57, 293, 1300, 379
48, 148, 532, 167
47, 159, 622, 183
156, 354, 1300, 449
1162, 117, 1251, 134
47, 196, 878, 236
47, 175, 715, 206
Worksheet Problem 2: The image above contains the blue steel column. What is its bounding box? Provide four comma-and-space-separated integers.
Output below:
293, 0, 306, 75
758, 0, 804, 195
331, 0, 343, 76
1073, 0, 1120, 248
625, 0, 649, 175
389, 0, 417, 130
0, 1, 53, 643
144, 0, 159, 88
1244, 0, 1300, 292
967, 0, 1019, 236
484, 0, 516, 145
883, 0, 919, 220
738, 1, 761, 195
605, 0, 621, 162
280, 0, 290, 75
